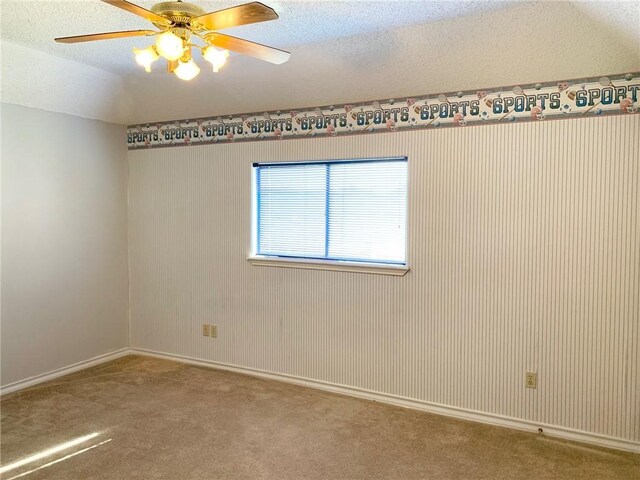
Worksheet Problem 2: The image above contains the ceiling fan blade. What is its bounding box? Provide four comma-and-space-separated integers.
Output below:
194, 2, 278, 31
207, 33, 290, 64
100, 0, 171, 26
55, 29, 158, 43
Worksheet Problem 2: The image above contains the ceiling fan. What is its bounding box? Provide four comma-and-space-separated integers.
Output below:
55, 0, 290, 80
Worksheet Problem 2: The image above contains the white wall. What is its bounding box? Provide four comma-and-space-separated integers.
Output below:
1, 104, 129, 386
129, 115, 640, 448
128, 115, 639, 450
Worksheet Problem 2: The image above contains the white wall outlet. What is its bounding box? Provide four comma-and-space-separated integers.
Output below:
202, 324, 210, 337
210, 325, 218, 338
526, 372, 537, 389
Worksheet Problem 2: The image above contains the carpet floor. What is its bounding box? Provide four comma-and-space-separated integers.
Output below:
1, 355, 638, 479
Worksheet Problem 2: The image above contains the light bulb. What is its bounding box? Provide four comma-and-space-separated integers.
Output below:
202, 46, 229, 73
174, 59, 200, 81
133, 46, 159, 72
155, 31, 184, 61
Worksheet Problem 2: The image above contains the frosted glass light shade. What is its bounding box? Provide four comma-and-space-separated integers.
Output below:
202, 46, 229, 73
156, 31, 184, 61
133, 46, 159, 72
174, 59, 200, 81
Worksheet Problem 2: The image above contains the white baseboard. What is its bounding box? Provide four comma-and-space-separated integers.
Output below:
131, 348, 640, 454
0, 348, 131, 395
2, 346, 637, 453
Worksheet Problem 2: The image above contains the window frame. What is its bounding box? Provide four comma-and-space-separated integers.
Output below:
248, 157, 410, 276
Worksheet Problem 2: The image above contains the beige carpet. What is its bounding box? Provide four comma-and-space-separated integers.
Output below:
1, 355, 637, 479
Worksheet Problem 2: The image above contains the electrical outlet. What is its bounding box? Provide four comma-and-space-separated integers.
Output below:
526, 372, 537, 389
210, 325, 218, 338
202, 324, 210, 337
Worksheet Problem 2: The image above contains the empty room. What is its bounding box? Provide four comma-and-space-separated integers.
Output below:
1, 0, 639, 478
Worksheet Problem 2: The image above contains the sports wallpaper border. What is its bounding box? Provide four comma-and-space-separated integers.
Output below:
127, 72, 640, 149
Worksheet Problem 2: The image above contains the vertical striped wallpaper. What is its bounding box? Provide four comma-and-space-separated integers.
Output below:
128, 115, 639, 446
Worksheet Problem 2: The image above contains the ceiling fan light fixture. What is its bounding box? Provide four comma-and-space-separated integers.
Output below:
174, 57, 200, 81
133, 45, 159, 72
202, 46, 229, 73
155, 30, 184, 61
55, 1, 291, 78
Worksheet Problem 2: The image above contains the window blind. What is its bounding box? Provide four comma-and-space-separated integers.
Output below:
255, 158, 407, 265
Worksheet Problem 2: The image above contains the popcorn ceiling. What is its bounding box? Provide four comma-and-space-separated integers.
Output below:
1, 1, 638, 125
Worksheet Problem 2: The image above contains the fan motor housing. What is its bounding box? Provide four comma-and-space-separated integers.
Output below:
150, 1, 205, 27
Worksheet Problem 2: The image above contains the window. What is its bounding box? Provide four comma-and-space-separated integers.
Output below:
250, 157, 408, 275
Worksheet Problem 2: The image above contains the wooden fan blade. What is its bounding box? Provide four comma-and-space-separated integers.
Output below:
100, 0, 171, 26
55, 29, 158, 43
208, 33, 290, 64
194, 2, 278, 31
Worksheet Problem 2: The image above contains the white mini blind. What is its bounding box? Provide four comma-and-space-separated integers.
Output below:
255, 158, 407, 265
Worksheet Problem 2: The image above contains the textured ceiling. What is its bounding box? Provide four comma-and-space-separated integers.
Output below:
1, 0, 639, 125
122, 1, 639, 124
1, 0, 518, 76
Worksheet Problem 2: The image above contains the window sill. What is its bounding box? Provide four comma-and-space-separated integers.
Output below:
247, 256, 409, 276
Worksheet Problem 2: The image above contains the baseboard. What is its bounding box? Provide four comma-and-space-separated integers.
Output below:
2, 346, 636, 453
0, 348, 131, 395
131, 347, 640, 454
